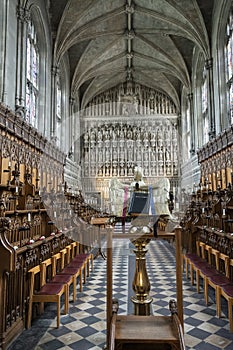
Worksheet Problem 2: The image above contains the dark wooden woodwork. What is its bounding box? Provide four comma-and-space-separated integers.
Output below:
0, 104, 103, 349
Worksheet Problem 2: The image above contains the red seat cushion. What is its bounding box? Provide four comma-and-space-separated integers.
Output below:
58, 266, 81, 275
186, 254, 202, 262
192, 259, 209, 268
52, 275, 72, 284
67, 261, 84, 268
78, 253, 91, 258
221, 284, 233, 296
71, 257, 87, 263
37, 283, 64, 295
199, 265, 218, 276
208, 274, 230, 286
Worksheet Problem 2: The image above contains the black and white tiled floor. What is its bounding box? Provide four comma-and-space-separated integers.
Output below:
9, 223, 233, 349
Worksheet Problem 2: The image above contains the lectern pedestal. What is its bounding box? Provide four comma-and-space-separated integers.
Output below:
129, 215, 153, 316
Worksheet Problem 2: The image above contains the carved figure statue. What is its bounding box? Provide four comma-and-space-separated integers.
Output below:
109, 177, 129, 216
130, 166, 146, 189
109, 166, 171, 218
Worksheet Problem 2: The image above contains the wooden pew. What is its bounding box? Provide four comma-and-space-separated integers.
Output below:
27, 264, 69, 329
184, 239, 233, 331
217, 258, 233, 332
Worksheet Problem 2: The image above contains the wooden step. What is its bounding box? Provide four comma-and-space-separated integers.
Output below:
114, 315, 183, 349
118, 344, 173, 350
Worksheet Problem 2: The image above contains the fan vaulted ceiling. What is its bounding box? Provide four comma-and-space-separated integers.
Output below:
49, 0, 214, 113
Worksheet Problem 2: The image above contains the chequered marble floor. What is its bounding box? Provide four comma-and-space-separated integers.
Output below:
9, 223, 233, 350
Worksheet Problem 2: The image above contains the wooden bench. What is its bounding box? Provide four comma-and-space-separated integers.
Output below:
64, 244, 88, 284
27, 241, 94, 328
216, 258, 233, 332
43, 254, 79, 303
27, 264, 69, 329
184, 241, 233, 331
70, 241, 94, 277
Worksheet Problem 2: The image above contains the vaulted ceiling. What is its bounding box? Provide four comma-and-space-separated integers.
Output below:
49, 0, 214, 113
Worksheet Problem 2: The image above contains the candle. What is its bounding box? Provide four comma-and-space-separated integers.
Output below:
28, 212, 31, 221
15, 186, 18, 194
222, 208, 226, 216
54, 211, 57, 218
202, 208, 205, 214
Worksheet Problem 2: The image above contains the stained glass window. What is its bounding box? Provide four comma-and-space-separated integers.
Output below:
26, 19, 39, 128
56, 79, 61, 119
226, 10, 233, 124
202, 67, 208, 144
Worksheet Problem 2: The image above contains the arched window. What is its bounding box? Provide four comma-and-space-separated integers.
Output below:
55, 73, 62, 148
183, 97, 190, 160
26, 19, 39, 128
225, 9, 233, 124
56, 78, 61, 119
202, 66, 208, 144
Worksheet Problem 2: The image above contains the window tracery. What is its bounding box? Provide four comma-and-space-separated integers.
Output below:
202, 67, 209, 144
225, 8, 233, 124
26, 19, 39, 128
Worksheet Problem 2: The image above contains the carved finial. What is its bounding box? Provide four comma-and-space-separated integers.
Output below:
169, 299, 177, 315
0, 199, 6, 217
0, 216, 10, 229
112, 298, 119, 314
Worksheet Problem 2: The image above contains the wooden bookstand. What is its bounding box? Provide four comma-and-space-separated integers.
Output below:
107, 226, 186, 350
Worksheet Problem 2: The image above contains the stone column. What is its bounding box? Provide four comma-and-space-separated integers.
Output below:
188, 93, 195, 155
50, 65, 59, 140
205, 58, 216, 140
15, 5, 29, 117
0, 0, 8, 103
68, 96, 75, 159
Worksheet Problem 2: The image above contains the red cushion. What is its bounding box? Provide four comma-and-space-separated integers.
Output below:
186, 254, 202, 262
59, 267, 81, 275
192, 260, 209, 268
199, 265, 218, 276
78, 253, 91, 258
52, 275, 72, 284
37, 283, 64, 295
208, 274, 230, 286
72, 255, 87, 262
67, 261, 84, 268
222, 284, 233, 296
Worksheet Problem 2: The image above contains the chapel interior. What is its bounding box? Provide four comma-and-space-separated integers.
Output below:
1, 1, 233, 350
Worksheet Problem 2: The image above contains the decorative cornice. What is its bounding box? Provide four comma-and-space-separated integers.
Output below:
0, 103, 66, 164
197, 124, 233, 163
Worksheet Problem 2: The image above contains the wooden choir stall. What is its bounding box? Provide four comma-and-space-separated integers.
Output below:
0, 104, 103, 349
182, 125, 233, 333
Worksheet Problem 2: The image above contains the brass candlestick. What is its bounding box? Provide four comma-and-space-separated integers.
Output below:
129, 222, 153, 315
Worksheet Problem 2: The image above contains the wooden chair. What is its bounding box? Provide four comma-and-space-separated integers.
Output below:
71, 241, 94, 277
65, 244, 87, 284
27, 264, 68, 329
188, 241, 210, 287
204, 250, 230, 314
217, 258, 233, 332
183, 240, 203, 283
191, 242, 218, 294
43, 255, 77, 303
56, 247, 83, 292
